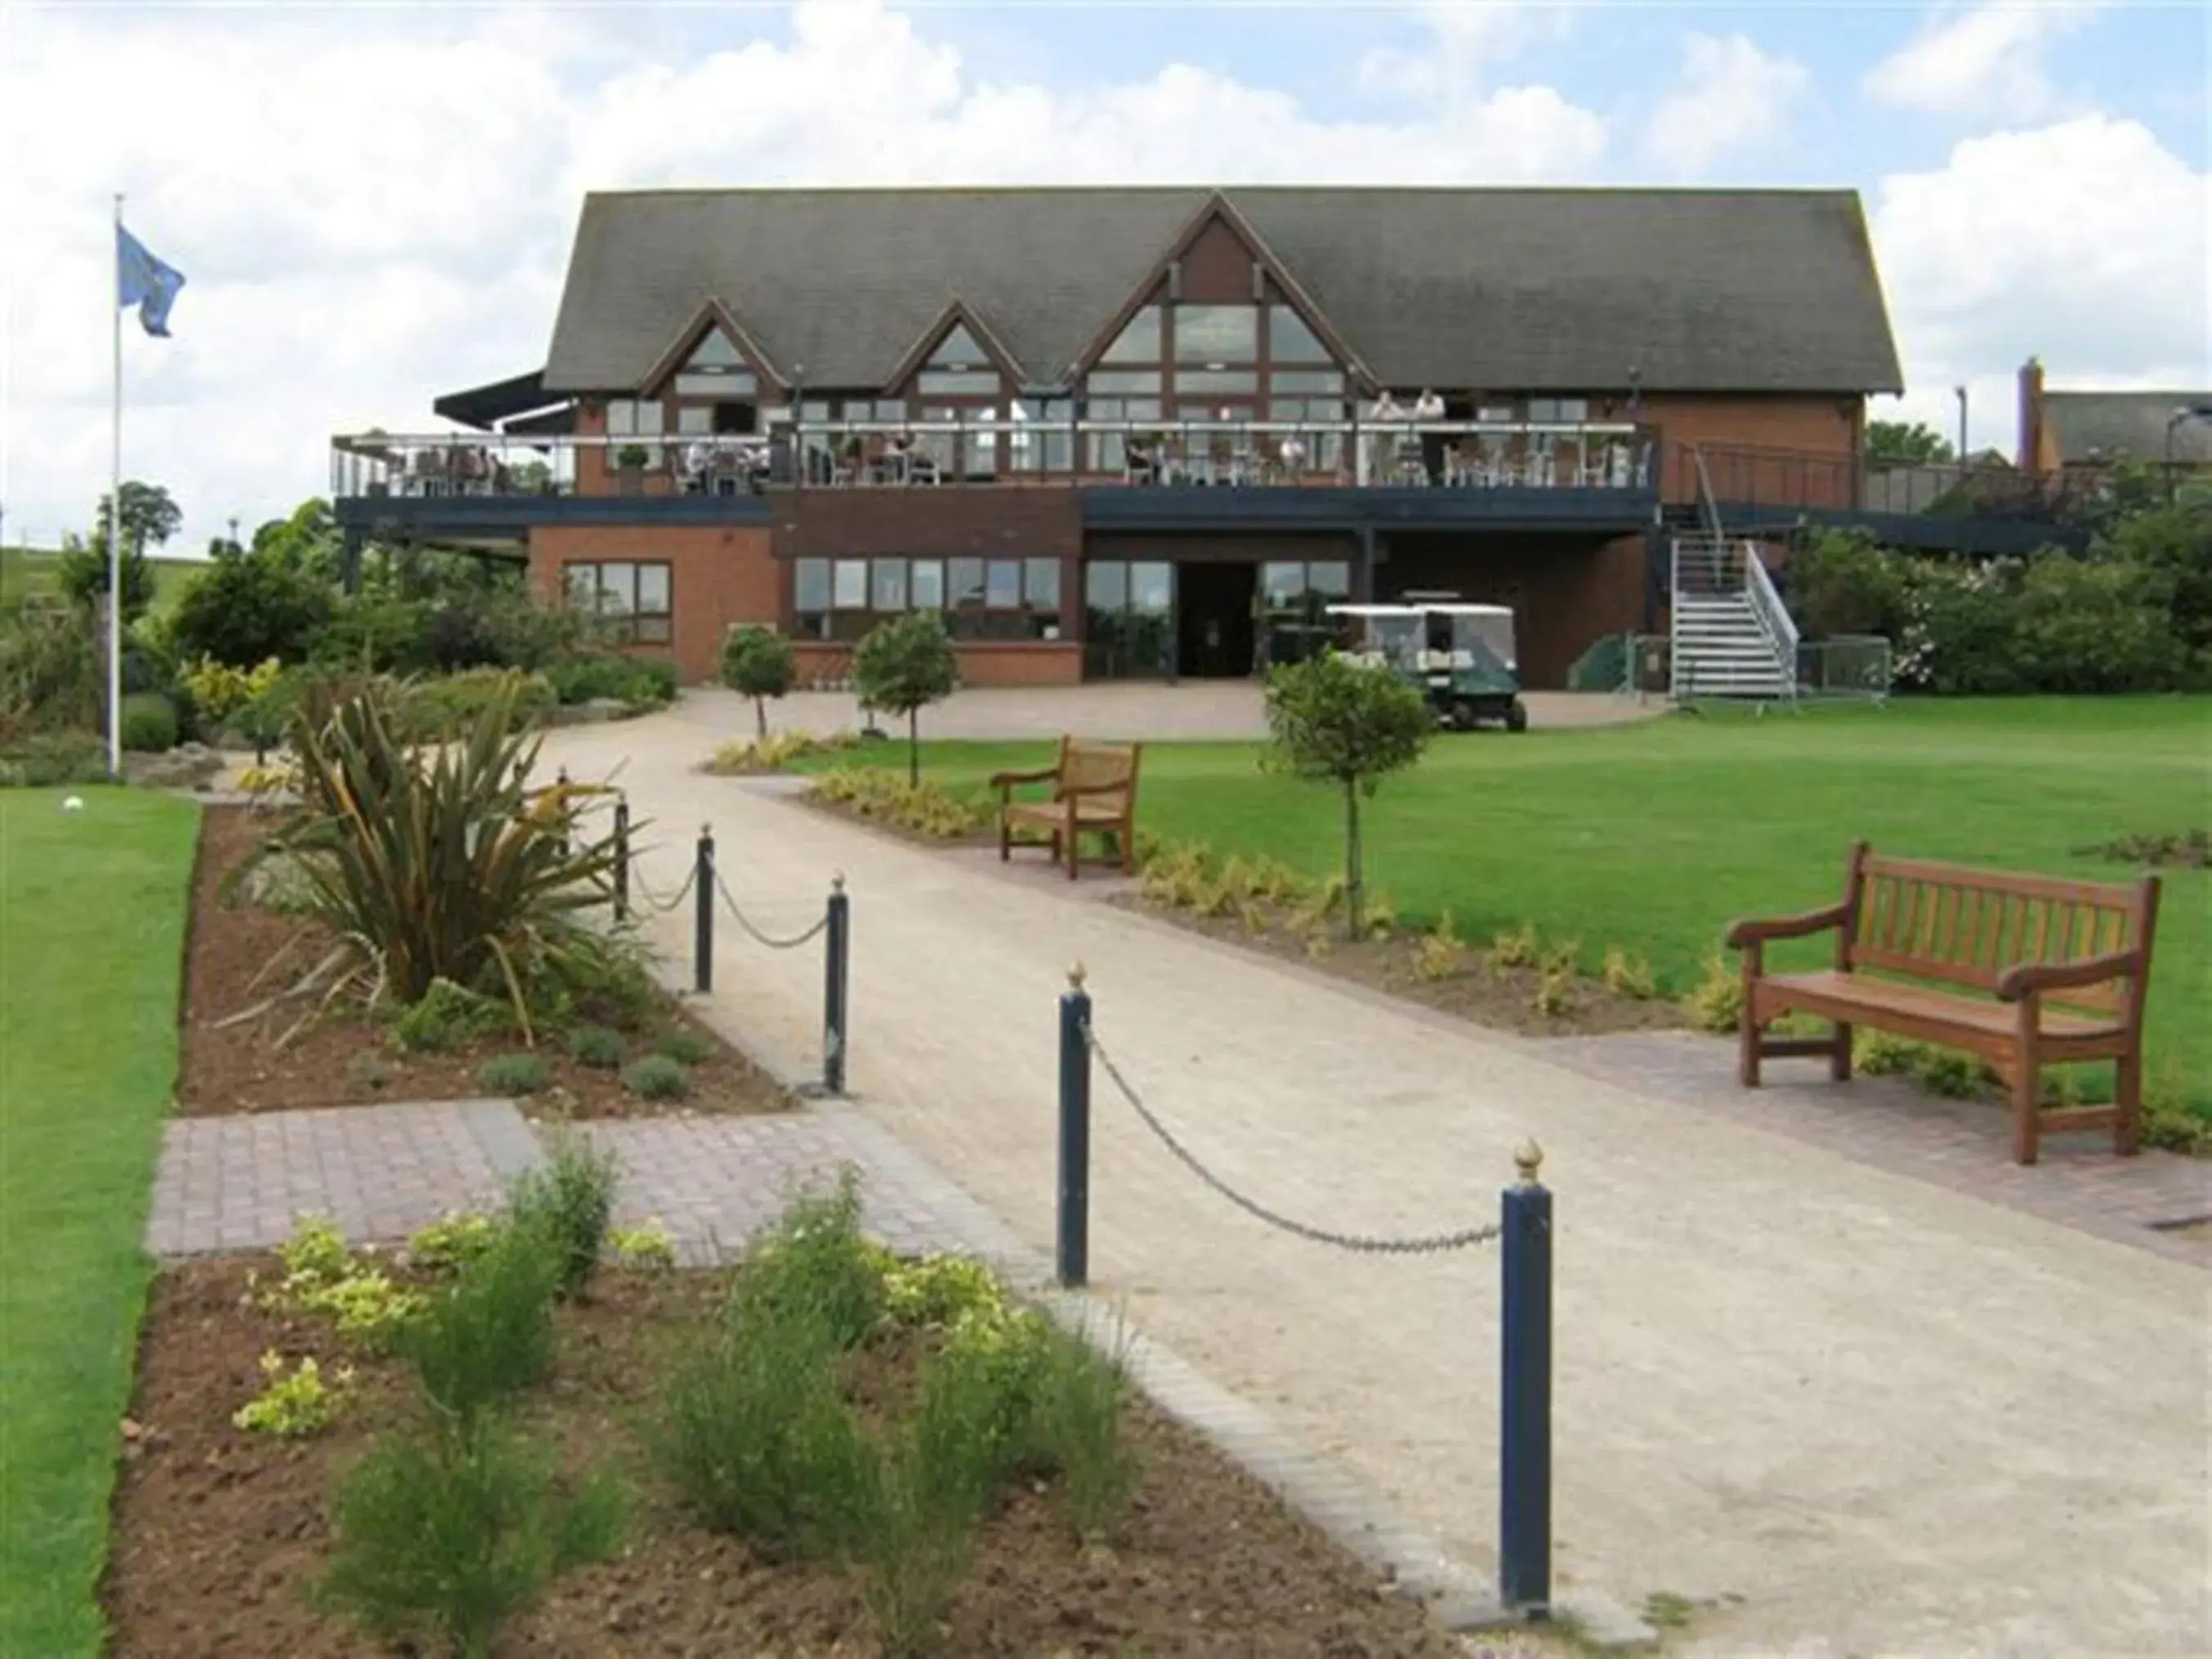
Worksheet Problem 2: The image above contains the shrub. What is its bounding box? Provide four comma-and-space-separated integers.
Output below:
1412, 911, 1466, 982
170, 545, 333, 668
345, 1050, 395, 1094
1490, 922, 1539, 969
652, 1025, 717, 1066
261, 1217, 425, 1352
409, 1213, 498, 1277
719, 624, 798, 737
1913, 1046, 1985, 1098
565, 1023, 625, 1069
0, 599, 102, 740
851, 611, 958, 786
542, 653, 675, 709
1262, 650, 1432, 937
804, 767, 989, 839
118, 691, 178, 753
881, 1253, 1006, 1330
610, 1219, 677, 1268
619, 1053, 690, 1102
646, 1296, 875, 1560
507, 1135, 619, 1300
233, 1350, 351, 1437
1682, 952, 1745, 1034
182, 654, 284, 727
404, 668, 557, 741
1534, 961, 1576, 1018
396, 1221, 564, 1424
2141, 1064, 2212, 1155
474, 1052, 551, 1096
320, 1419, 624, 1659
1602, 945, 1656, 999
1025, 1322, 1138, 1543
731, 1169, 887, 1352
252, 677, 623, 1023
1852, 1029, 1920, 1075
708, 729, 848, 775
277, 1214, 352, 1283
0, 731, 108, 786
393, 977, 513, 1054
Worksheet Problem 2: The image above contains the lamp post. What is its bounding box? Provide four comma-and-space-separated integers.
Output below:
2164, 400, 2212, 503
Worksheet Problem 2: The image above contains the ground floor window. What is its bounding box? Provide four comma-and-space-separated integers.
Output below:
1258, 559, 1352, 667
792, 555, 1061, 642
1084, 560, 1174, 678
563, 560, 672, 644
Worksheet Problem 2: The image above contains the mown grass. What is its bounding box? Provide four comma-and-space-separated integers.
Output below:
0, 786, 200, 1655
0, 546, 203, 611
799, 697, 2210, 1116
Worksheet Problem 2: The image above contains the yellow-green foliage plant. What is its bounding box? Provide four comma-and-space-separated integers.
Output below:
1413, 911, 1466, 982
233, 1351, 352, 1437
1682, 951, 1745, 1034
1490, 921, 1539, 971
1602, 945, 1656, 1000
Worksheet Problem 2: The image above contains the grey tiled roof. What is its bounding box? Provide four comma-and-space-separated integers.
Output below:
541, 186, 1904, 396
2045, 391, 2212, 465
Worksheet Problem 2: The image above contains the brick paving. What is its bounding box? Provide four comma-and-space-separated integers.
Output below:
146, 1100, 540, 1256
533, 709, 2212, 1659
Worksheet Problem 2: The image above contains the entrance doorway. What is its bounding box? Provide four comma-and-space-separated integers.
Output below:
1176, 561, 1257, 678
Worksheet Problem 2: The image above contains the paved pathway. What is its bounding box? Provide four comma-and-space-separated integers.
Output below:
534, 707, 2212, 1659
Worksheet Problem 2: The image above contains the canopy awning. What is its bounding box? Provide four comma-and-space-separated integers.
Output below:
431, 369, 568, 432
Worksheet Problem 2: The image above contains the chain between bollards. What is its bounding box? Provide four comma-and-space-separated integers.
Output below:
1056, 963, 1092, 1287
692, 824, 715, 995
1499, 1138, 1553, 1617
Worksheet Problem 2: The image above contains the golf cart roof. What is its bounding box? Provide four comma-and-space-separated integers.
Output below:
1325, 602, 1513, 618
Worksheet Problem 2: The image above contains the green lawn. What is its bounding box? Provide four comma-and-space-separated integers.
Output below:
0, 788, 199, 1656
812, 698, 2210, 1111
1, 546, 203, 612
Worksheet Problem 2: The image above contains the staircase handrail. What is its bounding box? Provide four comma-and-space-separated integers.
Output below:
1690, 445, 1727, 543
1739, 538, 1800, 694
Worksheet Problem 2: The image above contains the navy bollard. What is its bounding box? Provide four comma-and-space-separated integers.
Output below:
1057, 964, 1092, 1287
1499, 1140, 1553, 1615
611, 795, 631, 921
823, 874, 850, 1094
693, 825, 715, 995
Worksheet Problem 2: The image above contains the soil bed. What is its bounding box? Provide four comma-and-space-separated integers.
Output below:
178, 805, 787, 1119
1115, 896, 1686, 1040
106, 1257, 1463, 1659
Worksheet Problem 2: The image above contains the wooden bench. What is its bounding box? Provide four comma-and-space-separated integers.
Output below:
991, 737, 1142, 881
1726, 843, 2162, 1165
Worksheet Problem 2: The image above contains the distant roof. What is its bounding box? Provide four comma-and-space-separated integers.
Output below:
542, 186, 1904, 396
2045, 391, 2212, 465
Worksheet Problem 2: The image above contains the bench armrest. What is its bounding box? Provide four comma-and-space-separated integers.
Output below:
990, 766, 1061, 792
1996, 950, 2139, 1001
1725, 904, 1848, 950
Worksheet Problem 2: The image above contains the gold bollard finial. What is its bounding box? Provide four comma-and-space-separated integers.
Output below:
1068, 962, 1088, 992
831, 871, 846, 894
1514, 1139, 1544, 1185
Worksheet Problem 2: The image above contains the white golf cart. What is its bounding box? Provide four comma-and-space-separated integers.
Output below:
1325, 598, 1529, 731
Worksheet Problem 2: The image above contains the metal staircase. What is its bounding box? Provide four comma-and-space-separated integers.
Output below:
1668, 448, 1800, 704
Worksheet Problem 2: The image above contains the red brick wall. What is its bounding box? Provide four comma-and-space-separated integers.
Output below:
529, 524, 779, 684
1646, 393, 1863, 508
793, 641, 1082, 689
1378, 531, 1647, 689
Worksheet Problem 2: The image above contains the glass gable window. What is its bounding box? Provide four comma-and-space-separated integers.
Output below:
673, 329, 758, 398
916, 322, 1003, 397
563, 560, 672, 645
1267, 305, 1329, 363
1173, 305, 1258, 364
1099, 306, 1163, 364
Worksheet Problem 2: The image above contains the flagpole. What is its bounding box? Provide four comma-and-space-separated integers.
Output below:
108, 192, 124, 776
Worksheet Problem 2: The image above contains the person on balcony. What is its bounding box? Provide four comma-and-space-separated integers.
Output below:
1366, 391, 1405, 484
1413, 388, 1446, 485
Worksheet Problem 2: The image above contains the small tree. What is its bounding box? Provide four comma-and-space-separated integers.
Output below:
1865, 420, 1954, 469
718, 624, 796, 737
851, 611, 956, 785
1262, 651, 1432, 937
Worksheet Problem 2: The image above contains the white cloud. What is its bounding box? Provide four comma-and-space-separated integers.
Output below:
1642, 33, 1812, 175
0, 0, 1608, 551
1356, 1, 1575, 103
1864, 2, 2106, 118
1870, 114, 2210, 456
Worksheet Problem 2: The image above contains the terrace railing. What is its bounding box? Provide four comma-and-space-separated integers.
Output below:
328, 419, 1660, 500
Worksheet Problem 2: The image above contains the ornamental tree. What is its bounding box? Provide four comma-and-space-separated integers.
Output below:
851, 610, 956, 785
718, 624, 796, 737
1262, 649, 1432, 937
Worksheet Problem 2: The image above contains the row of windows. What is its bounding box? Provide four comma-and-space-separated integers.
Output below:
793, 556, 1064, 642
563, 561, 673, 644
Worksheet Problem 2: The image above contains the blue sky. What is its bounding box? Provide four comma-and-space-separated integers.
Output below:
0, 0, 2203, 550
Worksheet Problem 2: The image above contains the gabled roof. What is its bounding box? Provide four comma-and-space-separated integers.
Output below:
880, 298, 1029, 391
542, 186, 1905, 396
635, 297, 791, 396
2044, 390, 2212, 465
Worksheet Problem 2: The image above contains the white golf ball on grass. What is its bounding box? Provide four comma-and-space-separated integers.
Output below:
62, 794, 86, 812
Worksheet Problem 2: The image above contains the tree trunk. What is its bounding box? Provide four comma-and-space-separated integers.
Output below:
907, 708, 920, 786
753, 695, 766, 739
1343, 780, 1364, 940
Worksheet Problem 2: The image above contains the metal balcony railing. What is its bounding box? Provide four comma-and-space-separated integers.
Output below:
328, 419, 1660, 499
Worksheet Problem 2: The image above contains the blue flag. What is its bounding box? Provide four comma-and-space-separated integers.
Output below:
117, 226, 185, 337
